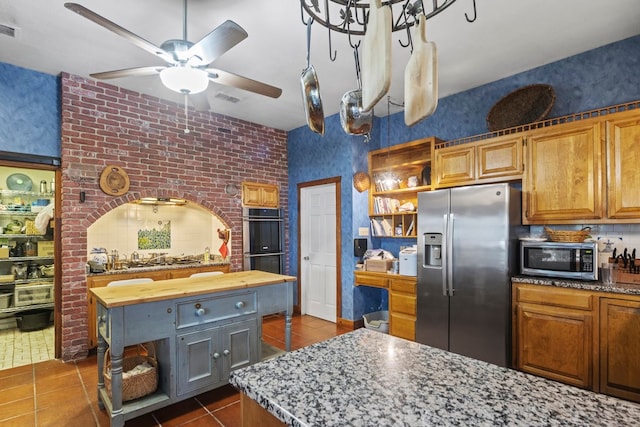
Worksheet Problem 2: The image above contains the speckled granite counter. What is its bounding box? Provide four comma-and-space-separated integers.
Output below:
87, 262, 230, 276
230, 328, 640, 426
512, 275, 640, 295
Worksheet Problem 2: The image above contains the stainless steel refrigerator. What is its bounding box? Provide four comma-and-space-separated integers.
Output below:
416, 183, 523, 367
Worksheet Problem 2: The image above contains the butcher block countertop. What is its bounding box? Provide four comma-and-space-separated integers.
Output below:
90, 270, 295, 308
230, 329, 640, 426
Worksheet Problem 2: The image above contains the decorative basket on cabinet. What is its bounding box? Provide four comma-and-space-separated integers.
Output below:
544, 226, 591, 243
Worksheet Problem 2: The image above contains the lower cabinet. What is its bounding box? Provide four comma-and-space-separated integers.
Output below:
513, 283, 640, 403
354, 271, 416, 341
599, 298, 640, 402
177, 317, 258, 396
87, 264, 231, 348
515, 302, 593, 389
389, 277, 417, 341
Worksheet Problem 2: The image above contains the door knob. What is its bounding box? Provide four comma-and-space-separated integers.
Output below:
303, 256, 310, 260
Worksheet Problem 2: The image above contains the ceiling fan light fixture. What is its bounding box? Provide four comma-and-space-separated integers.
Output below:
160, 66, 209, 94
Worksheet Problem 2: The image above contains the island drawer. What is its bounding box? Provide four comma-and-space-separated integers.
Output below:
176, 291, 257, 329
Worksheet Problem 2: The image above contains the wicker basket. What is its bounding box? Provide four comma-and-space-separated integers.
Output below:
104, 342, 158, 402
353, 171, 371, 193
487, 84, 556, 131
544, 226, 591, 243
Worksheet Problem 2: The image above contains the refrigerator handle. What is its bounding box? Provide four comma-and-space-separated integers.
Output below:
441, 214, 449, 296
447, 213, 454, 296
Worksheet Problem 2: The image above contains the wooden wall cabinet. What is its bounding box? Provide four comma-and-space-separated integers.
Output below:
87, 264, 231, 348
368, 137, 437, 238
434, 136, 523, 188
606, 112, 640, 219
354, 271, 416, 341
522, 121, 603, 224
242, 182, 279, 208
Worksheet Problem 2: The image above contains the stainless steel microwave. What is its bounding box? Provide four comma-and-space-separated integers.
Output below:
520, 241, 598, 280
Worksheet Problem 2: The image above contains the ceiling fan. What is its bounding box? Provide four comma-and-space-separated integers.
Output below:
64, 1, 282, 113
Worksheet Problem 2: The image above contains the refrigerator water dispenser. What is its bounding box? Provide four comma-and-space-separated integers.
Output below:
423, 233, 442, 267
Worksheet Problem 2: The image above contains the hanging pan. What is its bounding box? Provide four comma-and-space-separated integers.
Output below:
340, 45, 373, 138
300, 18, 324, 135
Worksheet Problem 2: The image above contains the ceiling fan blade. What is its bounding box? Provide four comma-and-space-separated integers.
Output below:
190, 93, 211, 111
64, 3, 175, 64
187, 20, 248, 66
90, 66, 165, 80
206, 68, 282, 99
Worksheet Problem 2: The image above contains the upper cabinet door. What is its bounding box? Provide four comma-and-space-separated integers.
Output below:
433, 144, 475, 188
607, 114, 640, 219
477, 136, 523, 180
523, 122, 603, 224
242, 182, 279, 208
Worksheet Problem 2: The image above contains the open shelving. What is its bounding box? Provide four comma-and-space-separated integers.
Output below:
368, 137, 439, 238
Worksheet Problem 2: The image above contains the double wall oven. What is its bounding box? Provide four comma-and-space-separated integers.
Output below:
242, 208, 285, 274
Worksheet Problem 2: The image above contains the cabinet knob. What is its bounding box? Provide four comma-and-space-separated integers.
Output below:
235, 301, 245, 309
195, 308, 205, 316
223, 349, 230, 356
213, 352, 220, 359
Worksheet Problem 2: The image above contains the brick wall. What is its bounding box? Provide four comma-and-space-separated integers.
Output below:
59, 73, 288, 361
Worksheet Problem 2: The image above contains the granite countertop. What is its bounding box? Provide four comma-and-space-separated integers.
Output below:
230, 329, 640, 426
87, 262, 229, 276
512, 275, 640, 295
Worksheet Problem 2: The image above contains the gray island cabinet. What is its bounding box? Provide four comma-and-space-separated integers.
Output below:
230, 328, 640, 427
90, 270, 295, 427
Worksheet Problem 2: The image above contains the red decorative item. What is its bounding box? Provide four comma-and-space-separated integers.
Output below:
218, 228, 230, 258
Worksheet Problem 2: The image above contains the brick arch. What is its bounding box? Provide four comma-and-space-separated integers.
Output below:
79, 190, 234, 231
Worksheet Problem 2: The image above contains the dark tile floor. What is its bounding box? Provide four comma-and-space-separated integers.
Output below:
0, 315, 351, 427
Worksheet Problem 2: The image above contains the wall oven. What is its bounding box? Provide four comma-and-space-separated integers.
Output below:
242, 208, 285, 274
521, 241, 598, 280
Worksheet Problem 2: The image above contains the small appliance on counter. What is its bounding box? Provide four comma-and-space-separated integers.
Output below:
520, 241, 598, 280
399, 245, 417, 276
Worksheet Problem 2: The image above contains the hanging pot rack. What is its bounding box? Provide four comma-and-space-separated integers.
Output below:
300, 0, 477, 61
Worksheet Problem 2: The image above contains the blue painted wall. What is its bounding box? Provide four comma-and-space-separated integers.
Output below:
287, 34, 640, 322
0, 63, 60, 157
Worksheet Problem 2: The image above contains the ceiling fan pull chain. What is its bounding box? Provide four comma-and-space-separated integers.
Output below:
184, 94, 190, 134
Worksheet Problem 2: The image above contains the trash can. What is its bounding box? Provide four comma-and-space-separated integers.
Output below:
363, 310, 389, 334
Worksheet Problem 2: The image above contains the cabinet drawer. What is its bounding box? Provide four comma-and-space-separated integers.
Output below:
354, 275, 388, 288
390, 278, 416, 294
390, 293, 416, 316
390, 313, 415, 341
516, 285, 593, 310
176, 291, 257, 329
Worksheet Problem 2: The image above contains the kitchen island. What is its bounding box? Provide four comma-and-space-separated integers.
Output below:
230, 328, 640, 426
90, 270, 295, 427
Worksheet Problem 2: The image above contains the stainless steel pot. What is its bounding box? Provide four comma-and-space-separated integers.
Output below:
300, 18, 324, 135
340, 46, 372, 139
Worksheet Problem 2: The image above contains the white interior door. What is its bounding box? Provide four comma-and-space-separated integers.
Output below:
300, 183, 337, 322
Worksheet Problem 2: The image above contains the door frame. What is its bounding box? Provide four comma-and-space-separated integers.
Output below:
297, 177, 342, 320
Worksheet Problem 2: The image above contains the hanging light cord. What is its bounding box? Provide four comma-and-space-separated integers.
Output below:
183, 93, 190, 134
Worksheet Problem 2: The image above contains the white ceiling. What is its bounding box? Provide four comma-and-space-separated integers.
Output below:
0, 0, 639, 131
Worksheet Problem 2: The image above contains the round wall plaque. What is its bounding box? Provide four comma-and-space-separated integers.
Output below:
99, 165, 130, 196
